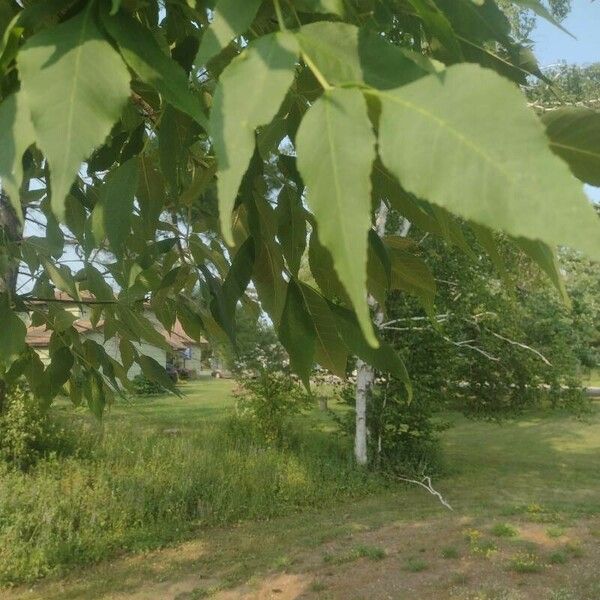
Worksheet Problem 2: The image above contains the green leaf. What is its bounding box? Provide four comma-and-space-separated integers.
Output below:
18, 5, 130, 219
253, 237, 288, 326
470, 223, 510, 286
119, 337, 136, 371
84, 264, 115, 302
276, 185, 306, 276
222, 236, 255, 316
294, 0, 344, 15
85, 372, 106, 419
367, 230, 391, 306
199, 264, 236, 344
296, 22, 426, 89
0, 91, 34, 220
405, 0, 462, 61
159, 105, 193, 194
329, 301, 412, 399
516, 238, 569, 305
296, 87, 378, 346
542, 107, 600, 186
372, 163, 443, 237
458, 37, 530, 85
139, 354, 176, 392
49, 307, 78, 332
117, 306, 170, 351
43, 346, 74, 402
137, 154, 165, 238
100, 8, 207, 129
90, 158, 138, 255
307, 228, 350, 304
297, 281, 348, 377
0, 295, 26, 369
377, 64, 600, 262
177, 299, 205, 342
44, 261, 80, 300
195, 0, 263, 67
511, 0, 574, 39
434, 0, 511, 45
279, 279, 316, 387
211, 32, 299, 245
386, 246, 436, 315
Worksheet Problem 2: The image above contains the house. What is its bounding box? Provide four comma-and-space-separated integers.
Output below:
26, 293, 209, 379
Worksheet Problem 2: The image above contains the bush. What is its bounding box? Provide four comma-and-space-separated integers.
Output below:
337, 375, 446, 477
177, 368, 196, 380
130, 374, 168, 396
0, 384, 78, 471
233, 369, 312, 446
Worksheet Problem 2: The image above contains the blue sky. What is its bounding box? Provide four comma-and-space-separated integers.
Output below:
532, 2, 600, 202
532, 1, 599, 67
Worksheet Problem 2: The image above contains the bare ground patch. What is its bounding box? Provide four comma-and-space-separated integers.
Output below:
8, 512, 599, 600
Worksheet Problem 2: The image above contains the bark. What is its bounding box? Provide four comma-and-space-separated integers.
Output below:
0, 191, 23, 409
353, 208, 413, 465
354, 358, 373, 465
353, 203, 389, 465
0, 191, 21, 298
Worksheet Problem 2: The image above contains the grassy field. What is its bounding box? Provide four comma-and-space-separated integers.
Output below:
584, 368, 600, 387
3, 380, 600, 599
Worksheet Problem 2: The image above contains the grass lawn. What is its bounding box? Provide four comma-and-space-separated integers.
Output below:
4, 380, 600, 599
584, 368, 600, 388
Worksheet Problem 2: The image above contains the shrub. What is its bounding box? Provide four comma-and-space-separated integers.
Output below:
337, 376, 446, 477
233, 369, 312, 446
0, 384, 78, 471
131, 374, 167, 396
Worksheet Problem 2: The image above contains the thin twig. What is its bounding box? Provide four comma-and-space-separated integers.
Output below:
395, 475, 453, 511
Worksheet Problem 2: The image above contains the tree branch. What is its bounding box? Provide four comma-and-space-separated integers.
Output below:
395, 475, 453, 511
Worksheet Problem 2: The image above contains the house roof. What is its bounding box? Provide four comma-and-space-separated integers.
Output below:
26, 320, 99, 347
26, 295, 209, 350
26, 319, 208, 350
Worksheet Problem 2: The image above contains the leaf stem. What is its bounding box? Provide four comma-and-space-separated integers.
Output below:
273, 0, 287, 31
302, 51, 333, 91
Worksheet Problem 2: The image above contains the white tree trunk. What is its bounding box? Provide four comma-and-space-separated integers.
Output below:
353, 207, 412, 466
353, 203, 389, 465
354, 358, 373, 465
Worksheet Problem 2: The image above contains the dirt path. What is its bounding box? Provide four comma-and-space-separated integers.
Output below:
8, 511, 600, 600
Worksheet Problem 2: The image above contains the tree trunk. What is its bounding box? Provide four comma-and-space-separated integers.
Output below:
0, 191, 23, 409
0, 191, 21, 298
353, 203, 389, 465
354, 358, 372, 465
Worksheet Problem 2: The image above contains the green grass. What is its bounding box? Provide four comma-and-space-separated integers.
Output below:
441, 406, 600, 516
546, 525, 566, 538
2, 381, 600, 593
441, 546, 460, 559
323, 544, 386, 565
490, 523, 518, 538
584, 368, 600, 388
405, 556, 429, 572
0, 382, 385, 585
507, 552, 545, 573
548, 550, 568, 564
